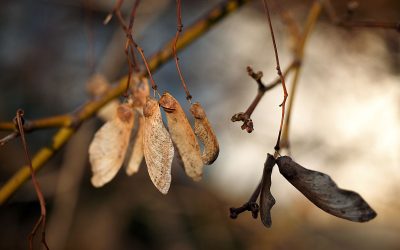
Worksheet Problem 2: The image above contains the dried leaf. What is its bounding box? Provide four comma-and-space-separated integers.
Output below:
86, 74, 118, 121
126, 113, 144, 175
89, 103, 135, 187
276, 156, 377, 222
189, 102, 219, 165
143, 97, 174, 194
159, 92, 203, 181
259, 154, 276, 228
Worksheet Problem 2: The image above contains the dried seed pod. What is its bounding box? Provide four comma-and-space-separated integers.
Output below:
126, 113, 144, 175
89, 103, 135, 187
259, 154, 276, 228
159, 92, 203, 181
189, 102, 219, 165
86, 74, 119, 121
276, 156, 377, 222
143, 98, 174, 194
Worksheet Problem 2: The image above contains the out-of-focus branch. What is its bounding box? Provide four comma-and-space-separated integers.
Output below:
0, 0, 253, 205
322, 0, 400, 32
280, 1, 322, 150
273, 1, 301, 45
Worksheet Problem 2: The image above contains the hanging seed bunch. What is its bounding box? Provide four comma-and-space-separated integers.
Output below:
87, 75, 219, 194
230, 154, 377, 227
88, 0, 219, 194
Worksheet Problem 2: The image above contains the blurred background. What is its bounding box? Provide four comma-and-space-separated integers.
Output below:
0, 0, 399, 249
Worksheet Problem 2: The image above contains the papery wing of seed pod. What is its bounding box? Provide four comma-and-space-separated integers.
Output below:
259, 154, 276, 228
143, 98, 174, 194
131, 76, 150, 109
159, 92, 203, 181
276, 156, 377, 222
189, 102, 219, 165
89, 103, 135, 187
126, 113, 145, 176
86, 74, 119, 121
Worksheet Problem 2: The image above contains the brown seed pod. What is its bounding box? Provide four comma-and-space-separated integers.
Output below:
190, 102, 219, 165
89, 103, 135, 187
259, 154, 276, 228
276, 156, 377, 222
159, 92, 203, 181
143, 97, 174, 194
86, 74, 119, 121
126, 113, 144, 175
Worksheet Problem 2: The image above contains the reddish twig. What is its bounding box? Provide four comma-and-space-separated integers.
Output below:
14, 110, 49, 250
173, 0, 193, 102
262, 0, 288, 151
105, 0, 160, 97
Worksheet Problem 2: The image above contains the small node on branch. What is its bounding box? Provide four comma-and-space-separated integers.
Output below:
229, 201, 259, 219
231, 112, 254, 133
247, 66, 265, 90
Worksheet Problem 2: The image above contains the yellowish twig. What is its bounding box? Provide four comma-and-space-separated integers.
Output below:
0, 0, 252, 205
280, 1, 322, 150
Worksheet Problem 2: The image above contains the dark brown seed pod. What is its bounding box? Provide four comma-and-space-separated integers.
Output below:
276, 156, 377, 222
189, 102, 219, 165
259, 153, 276, 228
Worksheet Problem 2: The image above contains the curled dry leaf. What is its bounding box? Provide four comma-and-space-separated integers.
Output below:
159, 92, 203, 181
89, 103, 135, 187
126, 113, 144, 175
276, 156, 377, 222
86, 74, 119, 121
143, 98, 174, 194
259, 154, 276, 228
190, 102, 219, 165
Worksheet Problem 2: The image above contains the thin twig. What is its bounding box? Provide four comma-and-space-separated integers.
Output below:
230, 180, 262, 219
0, 131, 19, 146
231, 61, 298, 133
262, 0, 288, 152
14, 110, 49, 250
173, 0, 193, 102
